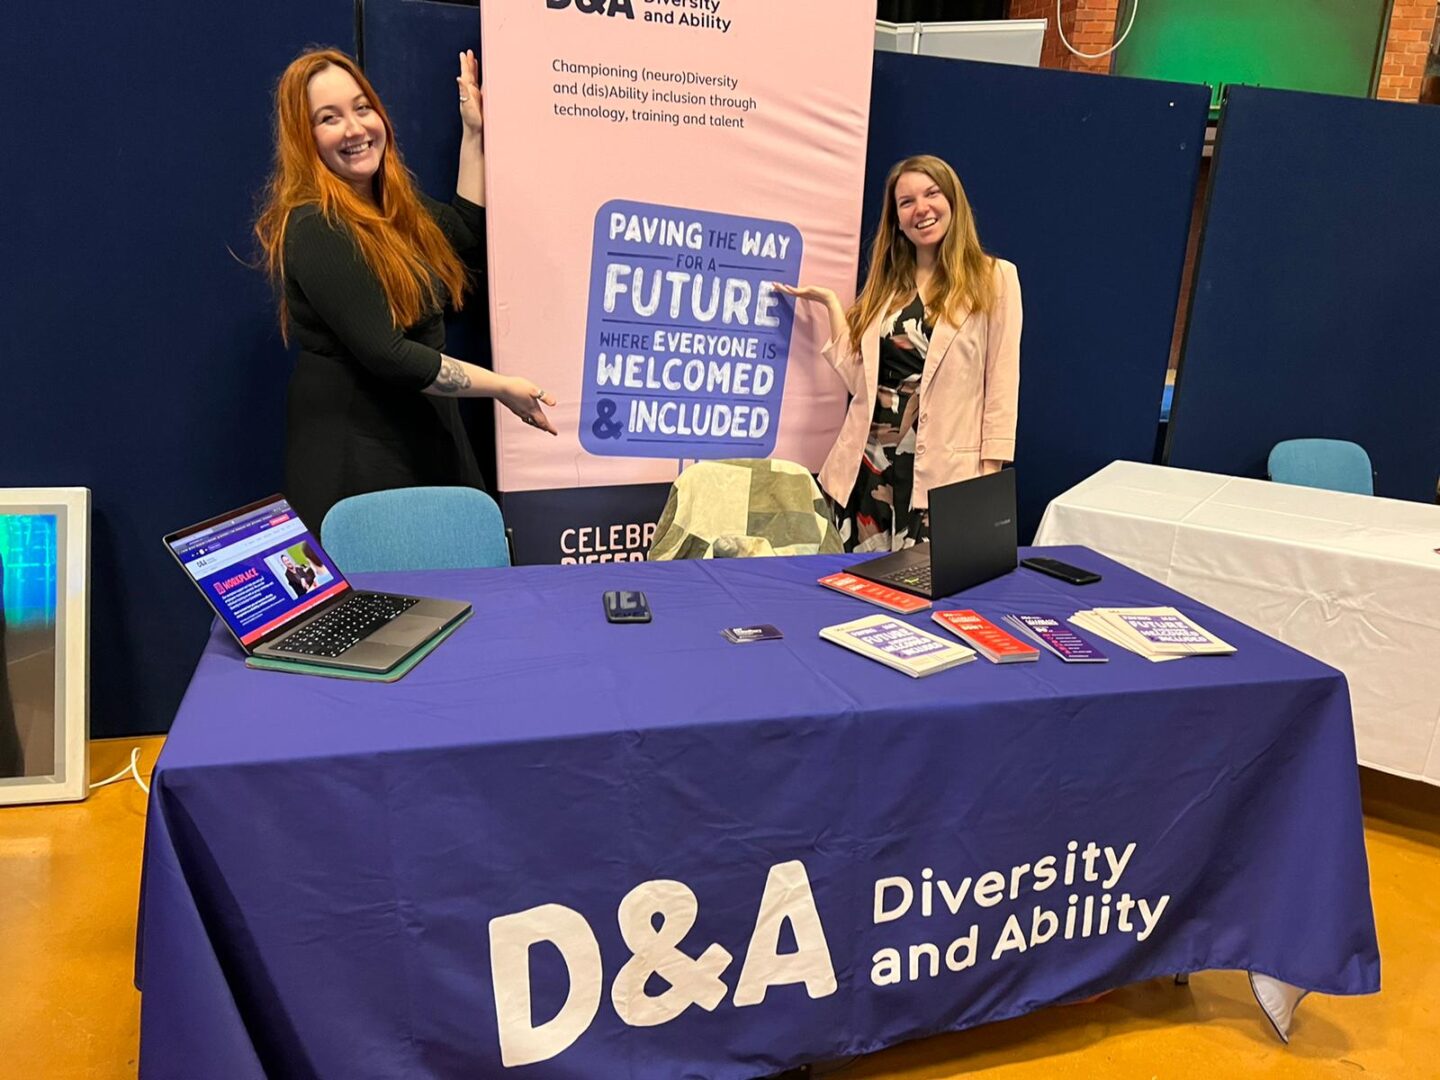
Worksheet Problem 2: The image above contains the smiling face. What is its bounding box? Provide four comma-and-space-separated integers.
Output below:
893, 170, 952, 254
307, 64, 387, 198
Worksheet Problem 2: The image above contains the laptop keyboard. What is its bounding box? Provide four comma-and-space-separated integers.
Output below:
882, 564, 932, 592
272, 593, 419, 657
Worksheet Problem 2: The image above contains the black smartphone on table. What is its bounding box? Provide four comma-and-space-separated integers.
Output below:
603, 590, 652, 623
1019, 557, 1101, 585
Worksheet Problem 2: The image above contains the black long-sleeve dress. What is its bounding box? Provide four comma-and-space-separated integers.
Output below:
281, 193, 488, 529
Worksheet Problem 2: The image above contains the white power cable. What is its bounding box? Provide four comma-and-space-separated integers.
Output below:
1057, 0, 1140, 61
90, 746, 151, 795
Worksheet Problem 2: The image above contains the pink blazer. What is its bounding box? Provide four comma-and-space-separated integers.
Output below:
817, 258, 1021, 511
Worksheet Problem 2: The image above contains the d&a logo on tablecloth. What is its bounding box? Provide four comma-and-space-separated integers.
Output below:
487, 859, 835, 1067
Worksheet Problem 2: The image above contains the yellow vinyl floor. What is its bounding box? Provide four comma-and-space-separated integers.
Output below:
2, 738, 1437, 1079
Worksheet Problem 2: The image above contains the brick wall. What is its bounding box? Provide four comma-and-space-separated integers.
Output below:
1066, 0, 1122, 74
1008, 1, 1440, 104
1007, 0, 1060, 68
1378, 1, 1439, 102
1008, 0, 1121, 73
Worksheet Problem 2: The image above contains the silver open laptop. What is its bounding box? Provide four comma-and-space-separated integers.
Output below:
164, 494, 471, 674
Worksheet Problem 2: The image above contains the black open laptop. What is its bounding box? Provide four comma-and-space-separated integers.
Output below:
845, 469, 1018, 599
164, 494, 471, 674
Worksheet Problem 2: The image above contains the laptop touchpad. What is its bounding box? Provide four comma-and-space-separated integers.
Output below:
369, 614, 443, 647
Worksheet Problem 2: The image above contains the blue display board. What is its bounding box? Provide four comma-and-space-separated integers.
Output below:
867, 53, 1209, 540
362, 0, 494, 490
362, 0, 483, 199
1167, 85, 1440, 502
0, 3, 354, 737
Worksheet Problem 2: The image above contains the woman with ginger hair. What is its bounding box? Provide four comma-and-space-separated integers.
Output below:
255, 48, 555, 528
778, 155, 1021, 552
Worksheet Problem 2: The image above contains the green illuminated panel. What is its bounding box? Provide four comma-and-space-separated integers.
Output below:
1, 515, 58, 628
1113, 0, 1389, 109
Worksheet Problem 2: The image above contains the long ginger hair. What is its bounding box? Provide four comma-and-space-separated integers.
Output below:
254, 48, 469, 338
846, 155, 996, 353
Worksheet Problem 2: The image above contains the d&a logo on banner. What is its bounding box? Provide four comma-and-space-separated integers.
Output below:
545, 1, 728, 29
545, 0, 636, 17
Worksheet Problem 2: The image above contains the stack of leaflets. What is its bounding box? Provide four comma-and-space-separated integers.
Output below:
720, 624, 783, 644
1070, 606, 1235, 661
932, 610, 1039, 664
1002, 614, 1108, 663
819, 613, 976, 677
817, 571, 930, 614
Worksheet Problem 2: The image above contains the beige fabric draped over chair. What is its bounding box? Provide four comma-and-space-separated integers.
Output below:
647, 459, 843, 561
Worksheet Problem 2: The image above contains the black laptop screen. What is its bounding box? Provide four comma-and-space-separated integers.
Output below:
167, 496, 350, 646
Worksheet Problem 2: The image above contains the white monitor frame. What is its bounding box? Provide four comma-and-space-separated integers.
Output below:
0, 488, 90, 806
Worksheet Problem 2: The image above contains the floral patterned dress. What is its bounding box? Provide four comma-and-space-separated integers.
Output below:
834, 294, 932, 553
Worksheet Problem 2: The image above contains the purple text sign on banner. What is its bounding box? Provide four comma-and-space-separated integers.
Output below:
579, 198, 801, 459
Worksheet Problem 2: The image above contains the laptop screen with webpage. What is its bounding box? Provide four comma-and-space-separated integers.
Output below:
165, 495, 351, 647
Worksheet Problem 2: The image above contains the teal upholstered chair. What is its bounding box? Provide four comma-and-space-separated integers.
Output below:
320, 487, 510, 571
1266, 439, 1374, 496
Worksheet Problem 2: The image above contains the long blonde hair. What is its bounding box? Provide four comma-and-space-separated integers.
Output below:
254, 48, 469, 338
846, 155, 996, 353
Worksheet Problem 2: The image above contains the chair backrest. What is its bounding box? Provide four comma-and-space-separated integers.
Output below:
648, 459, 842, 560
1267, 439, 1374, 496
320, 487, 510, 572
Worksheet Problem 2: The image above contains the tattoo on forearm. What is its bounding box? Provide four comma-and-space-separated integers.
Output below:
433, 359, 471, 394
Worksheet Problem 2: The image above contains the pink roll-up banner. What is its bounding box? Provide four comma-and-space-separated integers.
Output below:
481, 0, 874, 563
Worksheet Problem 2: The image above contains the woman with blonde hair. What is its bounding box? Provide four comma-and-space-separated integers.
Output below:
778, 155, 1021, 552
255, 48, 555, 528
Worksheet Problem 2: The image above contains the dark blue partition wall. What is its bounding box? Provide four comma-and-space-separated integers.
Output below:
364, 0, 481, 198
1167, 85, 1440, 501
363, 0, 494, 490
0, 4, 353, 736
867, 53, 1209, 540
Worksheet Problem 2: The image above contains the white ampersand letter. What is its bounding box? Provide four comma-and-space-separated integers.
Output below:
610, 879, 733, 1027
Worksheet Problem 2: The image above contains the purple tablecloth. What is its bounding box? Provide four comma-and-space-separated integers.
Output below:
137, 547, 1379, 1078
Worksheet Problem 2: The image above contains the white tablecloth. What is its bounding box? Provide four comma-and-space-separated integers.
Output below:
1035, 460, 1440, 785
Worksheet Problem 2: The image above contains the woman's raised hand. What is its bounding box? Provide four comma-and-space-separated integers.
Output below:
457, 49, 483, 137
498, 376, 558, 436
775, 283, 848, 346
774, 283, 840, 307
